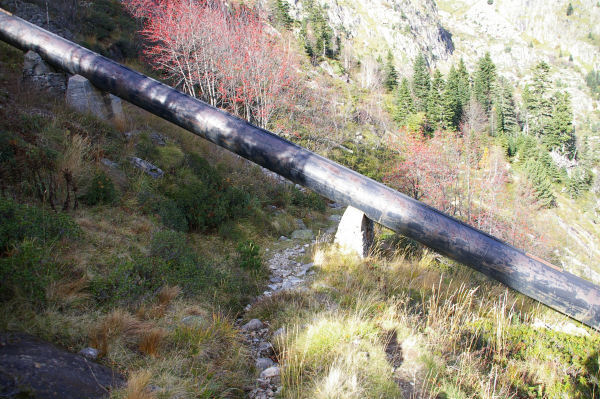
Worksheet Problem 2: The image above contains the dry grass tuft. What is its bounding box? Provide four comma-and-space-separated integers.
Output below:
138, 285, 182, 320
139, 328, 167, 357
89, 309, 150, 356
124, 370, 155, 399
157, 285, 181, 306
59, 133, 91, 180
46, 275, 89, 305
183, 305, 206, 316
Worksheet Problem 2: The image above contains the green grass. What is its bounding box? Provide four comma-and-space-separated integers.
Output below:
246, 242, 599, 398
0, 45, 301, 398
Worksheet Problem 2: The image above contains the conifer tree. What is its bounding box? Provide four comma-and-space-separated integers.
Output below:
473, 52, 497, 114
457, 59, 471, 111
539, 150, 562, 183
567, 2, 574, 16
412, 54, 430, 112
525, 61, 552, 137
274, 0, 293, 29
395, 78, 414, 124
426, 69, 445, 130
566, 167, 593, 198
442, 65, 461, 130
300, 1, 336, 62
524, 158, 556, 208
545, 91, 576, 157
495, 79, 518, 136
580, 135, 592, 167
442, 65, 462, 130
383, 50, 398, 91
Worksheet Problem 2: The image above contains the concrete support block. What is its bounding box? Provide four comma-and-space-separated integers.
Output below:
22, 50, 67, 95
334, 206, 374, 258
66, 74, 123, 122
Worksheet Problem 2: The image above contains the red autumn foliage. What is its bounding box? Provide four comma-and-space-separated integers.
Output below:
385, 128, 549, 256
122, 0, 298, 128
385, 130, 463, 215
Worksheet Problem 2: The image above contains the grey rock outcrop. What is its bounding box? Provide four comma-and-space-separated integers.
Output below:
334, 206, 374, 258
0, 0, 74, 40
150, 132, 167, 146
100, 158, 119, 169
438, 0, 598, 121
128, 157, 164, 179
328, 214, 342, 222
66, 75, 123, 122
22, 51, 67, 95
260, 366, 281, 380
282, 0, 453, 72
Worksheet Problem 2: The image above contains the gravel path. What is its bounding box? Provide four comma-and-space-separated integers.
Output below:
241, 209, 341, 399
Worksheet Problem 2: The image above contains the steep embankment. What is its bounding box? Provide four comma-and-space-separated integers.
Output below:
434, 0, 600, 278
281, 0, 453, 69
437, 0, 599, 124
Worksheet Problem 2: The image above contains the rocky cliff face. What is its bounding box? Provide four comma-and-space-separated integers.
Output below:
437, 0, 599, 121
282, 0, 454, 73
281, 0, 598, 123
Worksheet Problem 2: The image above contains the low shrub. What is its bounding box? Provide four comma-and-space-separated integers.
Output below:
93, 231, 220, 305
291, 187, 327, 211
135, 133, 159, 162
218, 220, 243, 240
167, 162, 253, 232
157, 144, 184, 171
0, 240, 63, 305
92, 253, 220, 305
82, 171, 117, 205
329, 141, 395, 182
0, 196, 80, 254
137, 153, 256, 232
476, 322, 600, 398
91, 256, 165, 305
150, 230, 193, 263
236, 240, 262, 270
137, 184, 189, 232
156, 197, 189, 232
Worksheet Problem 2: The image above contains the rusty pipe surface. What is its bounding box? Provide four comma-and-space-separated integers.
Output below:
1, 10, 599, 329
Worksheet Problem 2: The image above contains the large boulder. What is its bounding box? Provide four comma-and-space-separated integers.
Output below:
66, 74, 123, 122
334, 206, 374, 258
0, 333, 124, 399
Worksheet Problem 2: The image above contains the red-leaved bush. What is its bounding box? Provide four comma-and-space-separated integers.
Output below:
385, 129, 550, 256
123, 0, 298, 128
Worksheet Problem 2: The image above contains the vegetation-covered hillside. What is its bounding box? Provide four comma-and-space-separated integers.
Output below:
0, 0, 599, 398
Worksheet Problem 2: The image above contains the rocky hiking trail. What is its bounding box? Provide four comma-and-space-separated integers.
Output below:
239, 204, 343, 399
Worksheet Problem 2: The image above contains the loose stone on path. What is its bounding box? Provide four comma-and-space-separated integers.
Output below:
243, 209, 342, 398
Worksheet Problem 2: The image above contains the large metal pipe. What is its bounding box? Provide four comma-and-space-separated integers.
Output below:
1, 10, 599, 329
